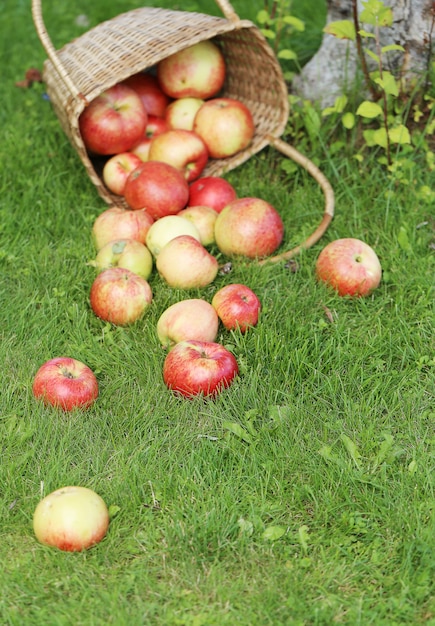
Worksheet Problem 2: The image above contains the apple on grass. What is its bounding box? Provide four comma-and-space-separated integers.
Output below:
177, 205, 218, 246
102, 152, 142, 195
33, 486, 109, 552
214, 197, 284, 259
156, 235, 218, 289
165, 97, 204, 130
163, 340, 238, 398
90, 267, 153, 325
148, 129, 209, 182
157, 299, 219, 348
157, 40, 226, 99
146, 215, 201, 257
124, 160, 189, 218
90, 239, 153, 280
315, 238, 382, 297
79, 83, 148, 155
193, 97, 254, 159
188, 176, 237, 213
122, 72, 171, 117
212, 284, 261, 332
92, 207, 154, 251
32, 357, 98, 411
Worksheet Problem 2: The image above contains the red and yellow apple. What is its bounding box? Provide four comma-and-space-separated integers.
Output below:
145, 214, 201, 257
102, 152, 142, 196
92, 207, 154, 251
32, 357, 98, 411
177, 205, 218, 246
91, 239, 153, 280
156, 235, 218, 289
148, 129, 209, 182
188, 176, 237, 213
165, 97, 204, 130
122, 72, 171, 117
212, 283, 261, 332
157, 299, 219, 348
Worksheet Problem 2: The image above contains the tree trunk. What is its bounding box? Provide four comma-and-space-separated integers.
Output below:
292, 0, 434, 107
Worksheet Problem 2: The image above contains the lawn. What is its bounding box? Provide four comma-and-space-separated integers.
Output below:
1, 0, 434, 624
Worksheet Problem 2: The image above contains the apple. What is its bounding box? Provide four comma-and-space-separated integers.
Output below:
130, 137, 152, 162
165, 97, 204, 130
214, 197, 284, 258
33, 486, 109, 551
193, 97, 255, 159
212, 284, 261, 333
148, 129, 209, 182
122, 72, 171, 117
177, 205, 218, 246
188, 176, 237, 213
79, 83, 148, 155
157, 299, 219, 348
32, 357, 98, 411
102, 152, 142, 196
315, 238, 382, 297
146, 214, 201, 257
162, 340, 238, 398
130, 115, 170, 161
156, 235, 218, 289
157, 40, 226, 100
92, 207, 154, 251
124, 160, 189, 218
90, 267, 153, 325
90, 239, 153, 280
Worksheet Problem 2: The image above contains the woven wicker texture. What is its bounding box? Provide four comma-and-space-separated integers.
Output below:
32, 1, 289, 208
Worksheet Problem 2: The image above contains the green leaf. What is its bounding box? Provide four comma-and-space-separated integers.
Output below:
283, 16, 305, 31
342, 112, 356, 129
397, 226, 411, 251
360, 0, 393, 27
112, 240, 127, 254
365, 48, 380, 64
223, 421, 253, 444
238, 517, 254, 536
323, 19, 356, 40
256, 9, 270, 25
340, 434, 362, 469
382, 44, 405, 54
278, 49, 298, 61
358, 29, 375, 39
374, 72, 399, 96
298, 525, 310, 553
389, 125, 411, 144
260, 28, 276, 40
262, 525, 286, 541
372, 127, 388, 148
356, 101, 383, 118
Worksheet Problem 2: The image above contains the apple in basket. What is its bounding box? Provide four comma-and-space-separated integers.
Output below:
157, 40, 226, 100
90, 239, 153, 280
79, 84, 148, 155
212, 284, 261, 333
130, 115, 170, 162
163, 340, 239, 399
90, 267, 153, 325
188, 176, 237, 213
193, 97, 255, 159
33, 486, 109, 552
145, 215, 201, 257
157, 298, 219, 348
165, 97, 205, 131
315, 238, 382, 297
92, 207, 154, 251
214, 197, 284, 259
122, 72, 172, 117
102, 152, 142, 196
148, 129, 209, 182
124, 161, 189, 218
156, 235, 218, 289
32, 357, 99, 411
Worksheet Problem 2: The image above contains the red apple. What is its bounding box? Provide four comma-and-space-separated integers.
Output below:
193, 97, 255, 159
212, 284, 261, 333
91, 239, 153, 280
130, 137, 152, 162
92, 207, 154, 251
148, 129, 209, 182
79, 84, 148, 155
156, 235, 218, 289
32, 357, 98, 411
90, 267, 153, 325
177, 205, 218, 247
157, 299, 219, 348
162, 340, 238, 398
124, 160, 189, 218
146, 215, 201, 257
165, 97, 204, 130
102, 152, 142, 195
122, 72, 171, 117
315, 238, 382, 297
130, 115, 170, 161
157, 40, 226, 100
214, 197, 284, 258
188, 176, 237, 213
33, 486, 109, 552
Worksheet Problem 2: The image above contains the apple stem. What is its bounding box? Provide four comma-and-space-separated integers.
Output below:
257, 136, 335, 265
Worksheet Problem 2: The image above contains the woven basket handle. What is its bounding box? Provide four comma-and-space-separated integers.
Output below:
31, 0, 241, 99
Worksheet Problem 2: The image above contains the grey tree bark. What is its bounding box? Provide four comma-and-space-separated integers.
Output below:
291, 0, 434, 107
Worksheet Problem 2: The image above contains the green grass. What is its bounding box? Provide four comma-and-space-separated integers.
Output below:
1, 0, 434, 624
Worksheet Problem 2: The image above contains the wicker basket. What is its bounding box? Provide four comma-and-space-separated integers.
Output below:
32, 0, 334, 263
